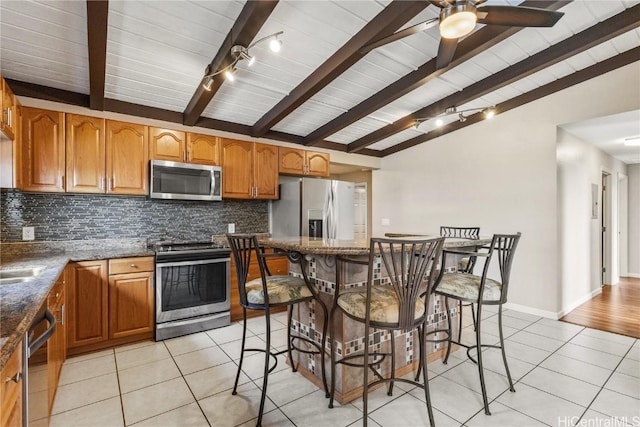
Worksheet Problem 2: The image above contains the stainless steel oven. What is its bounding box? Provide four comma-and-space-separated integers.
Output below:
154, 242, 231, 340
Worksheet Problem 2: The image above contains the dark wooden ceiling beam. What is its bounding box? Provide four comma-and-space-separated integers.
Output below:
183, 0, 279, 126
249, 0, 429, 137
348, 3, 640, 153
86, 0, 109, 111
382, 46, 640, 156
303, 0, 569, 146
6, 79, 90, 107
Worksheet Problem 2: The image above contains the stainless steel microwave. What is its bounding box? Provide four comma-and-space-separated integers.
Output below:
150, 160, 222, 201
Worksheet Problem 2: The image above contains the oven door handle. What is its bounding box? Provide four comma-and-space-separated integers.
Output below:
28, 309, 56, 358
156, 258, 229, 268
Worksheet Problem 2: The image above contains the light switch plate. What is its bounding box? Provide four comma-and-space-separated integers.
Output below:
228, 223, 235, 233
22, 226, 35, 241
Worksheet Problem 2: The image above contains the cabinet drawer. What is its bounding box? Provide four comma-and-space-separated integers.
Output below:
109, 257, 154, 275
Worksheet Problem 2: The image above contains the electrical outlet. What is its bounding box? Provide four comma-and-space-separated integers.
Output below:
228, 223, 235, 233
381, 218, 390, 226
22, 226, 35, 241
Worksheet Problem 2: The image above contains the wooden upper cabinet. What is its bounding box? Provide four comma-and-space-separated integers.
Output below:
66, 114, 105, 193
1, 77, 16, 141
278, 147, 329, 177
221, 138, 253, 199
19, 107, 65, 192
187, 133, 220, 165
106, 120, 148, 195
253, 143, 278, 199
306, 151, 330, 177
221, 138, 279, 200
149, 127, 186, 162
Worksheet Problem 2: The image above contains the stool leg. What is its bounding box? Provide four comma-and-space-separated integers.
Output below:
414, 325, 423, 381
419, 324, 435, 427
458, 300, 463, 342
328, 304, 338, 409
257, 310, 273, 426
363, 319, 370, 427
233, 308, 248, 395
317, 299, 330, 398
388, 331, 395, 396
287, 305, 296, 372
498, 305, 515, 392
443, 297, 453, 364
475, 303, 491, 415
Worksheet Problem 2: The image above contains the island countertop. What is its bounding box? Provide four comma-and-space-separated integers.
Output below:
259, 235, 491, 256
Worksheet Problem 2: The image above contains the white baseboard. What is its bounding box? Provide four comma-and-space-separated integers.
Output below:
556, 287, 603, 319
502, 302, 558, 320
624, 273, 640, 279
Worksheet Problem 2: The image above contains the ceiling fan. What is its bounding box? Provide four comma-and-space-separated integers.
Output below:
362, 0, 565, 70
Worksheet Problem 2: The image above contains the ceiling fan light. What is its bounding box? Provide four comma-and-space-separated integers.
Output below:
435, 118, 444, 127
439, 3, 477, 39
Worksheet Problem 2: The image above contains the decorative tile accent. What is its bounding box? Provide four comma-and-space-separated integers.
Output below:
0, 189, 269, 242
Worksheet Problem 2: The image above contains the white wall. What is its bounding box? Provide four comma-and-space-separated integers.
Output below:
629, 164, 640, 277
557, 129, 627, 314
372, 61, 640, 317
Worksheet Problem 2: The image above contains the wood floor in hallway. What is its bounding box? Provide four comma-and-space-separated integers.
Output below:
561, 276, 640, 339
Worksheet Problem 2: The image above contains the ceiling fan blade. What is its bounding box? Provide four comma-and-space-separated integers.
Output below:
360, 18, 439, 54
436, 37, 458, 70
477, 5, 565, 27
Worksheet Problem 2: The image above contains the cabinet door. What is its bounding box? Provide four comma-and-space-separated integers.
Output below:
106, 120, 148, 195
306, 151, 330, 177
66, 114, 105, 193
1, 78, 15, 141
253, 143, 278, 199
149, 127, 186, 162
0, 340, 22, 427
278, 147, 305, 175
19, 107, 65, 192
187, 133, 220, 165
66, 261, 108, 348
221, 138, 253, 199
108, 272, 154, 339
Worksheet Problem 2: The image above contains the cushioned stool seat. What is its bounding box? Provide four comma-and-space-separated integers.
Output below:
337, 285, 425, 324
435, 273, 502, 302
245, 275, 313, 304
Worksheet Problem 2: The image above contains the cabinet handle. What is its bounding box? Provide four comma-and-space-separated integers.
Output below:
5, 372, 22, 384
130, 264, 137, 268
61, 304, 65, 326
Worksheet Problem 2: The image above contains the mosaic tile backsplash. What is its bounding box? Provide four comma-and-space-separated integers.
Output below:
0, 189, 269, 243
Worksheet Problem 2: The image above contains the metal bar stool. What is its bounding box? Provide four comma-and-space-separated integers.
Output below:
226, 234, 329, 427
434, 232, 521, 415
328, 236, 445, 427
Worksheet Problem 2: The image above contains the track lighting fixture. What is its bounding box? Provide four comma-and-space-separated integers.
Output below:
414, 105, 497, 130
201, 31, 283, 90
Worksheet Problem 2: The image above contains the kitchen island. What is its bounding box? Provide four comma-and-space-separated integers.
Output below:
258, 235, 490, 404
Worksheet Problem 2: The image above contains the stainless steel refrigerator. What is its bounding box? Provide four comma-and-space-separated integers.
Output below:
271, 178, 355, 240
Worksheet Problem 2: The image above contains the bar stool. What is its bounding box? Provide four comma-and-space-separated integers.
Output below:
226, 234, 329, 426
434, 232, 521, 415
328, 236, 445, 427
440, 226, 481, 336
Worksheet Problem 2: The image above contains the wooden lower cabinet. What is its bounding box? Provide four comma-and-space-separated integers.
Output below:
108, 270, 154, 340
229, 250, 288, 321
67, 257, 154, 355
66, 260, 109, 349
0, 340, 22, 427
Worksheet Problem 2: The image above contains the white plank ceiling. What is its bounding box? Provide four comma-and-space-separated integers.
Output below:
1, 0, 638, 159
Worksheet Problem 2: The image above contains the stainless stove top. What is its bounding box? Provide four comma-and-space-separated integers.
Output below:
150, 240, 229, 254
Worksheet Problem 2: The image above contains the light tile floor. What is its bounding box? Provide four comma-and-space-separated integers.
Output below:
48, 308, 640, 427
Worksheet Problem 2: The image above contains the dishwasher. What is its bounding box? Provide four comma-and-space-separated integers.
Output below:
22, 307, 56, 426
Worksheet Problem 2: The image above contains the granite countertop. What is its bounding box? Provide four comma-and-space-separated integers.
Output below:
0, 244, 155, 370
259, 235, 492, 256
